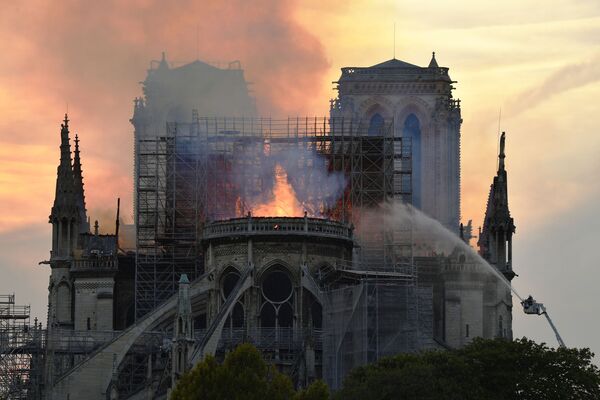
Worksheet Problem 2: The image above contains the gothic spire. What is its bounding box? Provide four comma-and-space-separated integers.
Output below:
498, 132, 506, 173
495, 132, 508, 206
478, 132, 516, 280
73, 134, 83, 197
428, 51, 439, 68
73, 133, 89, 232
52, 114, 75, 214
60, 114, 71, 169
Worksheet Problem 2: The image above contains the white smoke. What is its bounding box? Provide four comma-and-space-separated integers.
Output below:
275, 148, 347, 215
228, 143, 347, 217
357, 201, 523, 300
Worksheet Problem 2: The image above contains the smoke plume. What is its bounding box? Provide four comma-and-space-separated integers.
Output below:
507, 53, 600, 116
0, 0, 330, 233
216, 141, 347, 218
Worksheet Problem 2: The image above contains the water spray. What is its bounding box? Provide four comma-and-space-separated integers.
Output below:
366, 202, 569, 348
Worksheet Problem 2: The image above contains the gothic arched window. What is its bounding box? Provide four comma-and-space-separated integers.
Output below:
403, 114, 422, 209
259, 266, 295, 349
368, 113, 385, 136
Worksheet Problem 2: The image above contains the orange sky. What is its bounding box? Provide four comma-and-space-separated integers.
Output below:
1, 0, 599, 355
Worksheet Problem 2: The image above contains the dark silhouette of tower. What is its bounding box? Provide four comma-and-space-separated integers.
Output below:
478, 132, 516, 281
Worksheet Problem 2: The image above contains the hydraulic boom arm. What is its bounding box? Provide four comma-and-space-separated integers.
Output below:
541, 309, 566, 348
521, 296, 566, 348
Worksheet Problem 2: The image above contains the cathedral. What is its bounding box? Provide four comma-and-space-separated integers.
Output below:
40, 53, 516, 399
331, 53, 461, 231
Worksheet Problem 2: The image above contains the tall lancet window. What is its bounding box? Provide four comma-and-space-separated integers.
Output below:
403, 114, 422, 209
368, 113, 385, 136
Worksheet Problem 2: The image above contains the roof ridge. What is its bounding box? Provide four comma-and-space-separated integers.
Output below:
369, 58, 420, 69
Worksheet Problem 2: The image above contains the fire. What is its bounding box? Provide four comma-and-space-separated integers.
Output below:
252, 164, 304, 217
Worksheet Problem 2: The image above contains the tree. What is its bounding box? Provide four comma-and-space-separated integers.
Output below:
170, 343, 328, 400
294, 380, 330, 400
459, 338, 600, 400
336, 338, 600, 400
335, 350, 482, 400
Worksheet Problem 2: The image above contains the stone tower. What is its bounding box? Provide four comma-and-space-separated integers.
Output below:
478, 132, 516, 339
46, 115, 119, 332
131, 53, 257, 225
478, 132, 516, 282
331, 53, 462, 231
47, 114, 88, 329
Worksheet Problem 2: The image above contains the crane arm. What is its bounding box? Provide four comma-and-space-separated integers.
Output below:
541, 307, 566, 348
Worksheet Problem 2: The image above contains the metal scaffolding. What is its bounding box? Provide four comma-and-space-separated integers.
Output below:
0, 294, 44, 399
45, 329, 121, 384
322, 282, 435, 389
135, 116, 413, 319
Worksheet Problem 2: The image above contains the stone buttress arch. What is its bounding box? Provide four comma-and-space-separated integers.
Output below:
50, 273, 215, 399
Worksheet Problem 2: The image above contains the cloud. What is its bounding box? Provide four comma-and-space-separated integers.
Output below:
0, 0, 333, 321
0, 0, 330, 233
1, 0, 600, 353
0, 0, 329, 118
507, 53, 600, 116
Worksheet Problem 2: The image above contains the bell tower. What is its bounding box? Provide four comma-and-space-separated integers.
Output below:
47, 114, 88, 329
331, 53, 462, 231
478, 132, 516, 339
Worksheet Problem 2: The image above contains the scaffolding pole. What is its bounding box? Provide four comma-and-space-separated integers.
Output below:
0, 294, 44, 399
134, 116, 415, 317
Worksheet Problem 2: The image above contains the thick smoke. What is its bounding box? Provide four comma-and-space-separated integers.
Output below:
0, 0, 330, 233
274, 148, 347, 215
228, 144, 347, 218
87, 207, 135, 250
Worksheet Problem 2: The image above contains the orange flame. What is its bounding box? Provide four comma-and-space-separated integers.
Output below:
252, 164, 304, 217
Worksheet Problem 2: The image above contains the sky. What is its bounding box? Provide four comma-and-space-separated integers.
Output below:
1, 0, 599, 356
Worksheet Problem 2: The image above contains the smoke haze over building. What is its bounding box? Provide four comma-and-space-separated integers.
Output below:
1, 0, 599, 368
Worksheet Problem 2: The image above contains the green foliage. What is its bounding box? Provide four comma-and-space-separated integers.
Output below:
335, 351, 482, 400
170, 343, 328, 400
294, 379, 329, 400
336, 338, 600, 400
172, 339, 600, 400
459, 338, 600, 400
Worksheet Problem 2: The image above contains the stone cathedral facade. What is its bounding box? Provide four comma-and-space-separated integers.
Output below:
38, 54, 516, 399
331, 53, 462, 231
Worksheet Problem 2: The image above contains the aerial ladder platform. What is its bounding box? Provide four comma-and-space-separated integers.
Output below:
521, 296, 566, 348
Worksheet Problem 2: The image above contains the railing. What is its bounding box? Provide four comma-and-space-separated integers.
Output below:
46, 329, 122, 353
335, 259, 415, 275
443, 262, 488, 274
341, 66, 450, 77
203, 216, 353, 241
72, 259, 118, 270
214, 327, 323, 352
